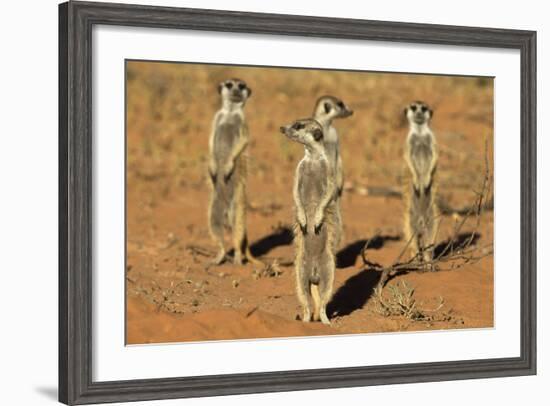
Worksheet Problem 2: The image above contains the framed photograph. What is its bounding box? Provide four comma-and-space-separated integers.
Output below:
59, 1, 536, 404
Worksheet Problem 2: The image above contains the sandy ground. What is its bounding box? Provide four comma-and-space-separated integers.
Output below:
125, 61, 494, 344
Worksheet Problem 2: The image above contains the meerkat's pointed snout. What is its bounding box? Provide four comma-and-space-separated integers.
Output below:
340, 102, 353, 117
280, 124, 296, 139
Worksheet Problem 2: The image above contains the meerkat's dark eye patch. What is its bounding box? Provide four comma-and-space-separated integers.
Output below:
337, 101, 345, 109
410, 105, 417, 112
312, 129, 323, 142
238, 83, 246, 91
292, 122, 305, 130
324, 102, 332, 114
225, 82, 233, 89
421, 105, 428, 113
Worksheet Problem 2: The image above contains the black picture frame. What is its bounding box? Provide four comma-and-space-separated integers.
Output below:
59, 1, 537, 404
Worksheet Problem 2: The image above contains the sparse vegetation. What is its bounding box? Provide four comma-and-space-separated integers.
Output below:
370, 281, 464, 326
371, 281, 443, 321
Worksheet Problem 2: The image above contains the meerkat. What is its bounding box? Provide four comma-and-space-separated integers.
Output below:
403, 101, 439, 264
280, 118, 337, 325
207, 78, 260, 267
313, 96, 353, 249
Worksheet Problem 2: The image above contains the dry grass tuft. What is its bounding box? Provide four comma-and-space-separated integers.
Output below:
371, 281, 445, 322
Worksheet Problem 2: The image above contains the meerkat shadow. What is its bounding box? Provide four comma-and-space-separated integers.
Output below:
433, 232, 481, 259
336, 235, 401, 268
249, 225, 294, 257
327, 269, 381, 318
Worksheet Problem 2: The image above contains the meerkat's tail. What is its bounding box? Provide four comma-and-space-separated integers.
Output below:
311, 283, 321, 322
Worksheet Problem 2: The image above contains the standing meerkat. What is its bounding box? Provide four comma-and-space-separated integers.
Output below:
280, 118, 337, 325
403, 101, 439, 264
313, 96, 353, 248
207, 78, 260, 266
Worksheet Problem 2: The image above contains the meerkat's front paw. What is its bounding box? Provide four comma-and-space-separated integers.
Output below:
412, 177, 424, 195
222, 162, 234, 182
314, 223, 323, 234
297, 212, 307, 234
208, 170, 217, 184
313, 210, 324, 234
208, 161, 218, 183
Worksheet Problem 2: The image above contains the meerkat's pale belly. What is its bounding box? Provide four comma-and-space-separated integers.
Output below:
212, 116, 243, 195
299, 162, 328, 216
409, 135, 433, 177
214, 122, 240, 165
298, 160, 333, 255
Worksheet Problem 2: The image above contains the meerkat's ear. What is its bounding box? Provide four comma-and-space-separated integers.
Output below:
217, 83, 223, 94
403, 107, 408, 116
324, 102, 332, 114
247, 86, 252, 97
429, 109, 434, 118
